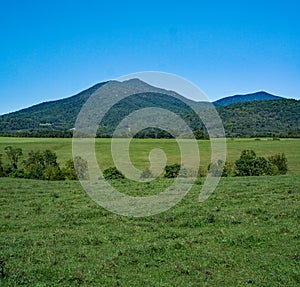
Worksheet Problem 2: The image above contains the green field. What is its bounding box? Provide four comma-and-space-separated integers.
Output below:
0, 137, 299, 174
0, 175, 299, 286
0, 137, 299, 286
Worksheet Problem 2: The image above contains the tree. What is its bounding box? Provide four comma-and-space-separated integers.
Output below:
5, 146, 23, 169
23, 150, 64, 180
23, 151, 46, 180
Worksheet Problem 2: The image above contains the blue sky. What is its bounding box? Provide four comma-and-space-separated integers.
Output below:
0, 0, 299, 114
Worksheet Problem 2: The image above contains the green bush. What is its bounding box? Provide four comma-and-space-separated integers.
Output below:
268, 153, 288, 174
5, 146, 23, 170
235, 150, 279, 176
164, 163, 181, 178
1, 146, 90, 181
23, 150, 64, 180
43, 165, 65, 181
252, 156, 275, 176
63, 156, 89, 180
103, 167, 125, 180
223, 161, 236, 177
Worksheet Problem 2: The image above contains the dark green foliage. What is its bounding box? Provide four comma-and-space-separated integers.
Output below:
164, 163, 181, 178
223, 161, 236, 177
235, 150, 276, 176
134, 128, 174, 139
63, 159, 78, 180
235, 150, 257, 176
103, 167, 125, 180
4, 146, 23, 169
1, 146, 88, 181
43, 166, 65, 181
252, 156, 275, 176
0, 131, 73, 138
99, 92, 203, 138
63, 156, 89, 180
268, 153, 288, 174
193, 129, 209, 139
23, 150, 64, 180
218, 99, 300, 138
8, 168, 25, 178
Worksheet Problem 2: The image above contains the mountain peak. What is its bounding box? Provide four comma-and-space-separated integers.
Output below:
213, 91, 284, 106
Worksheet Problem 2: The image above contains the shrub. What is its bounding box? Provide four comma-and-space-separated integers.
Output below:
223, 161, 236, 177
9, 168, 25, 178
62, 160, 78, 180
23, 150, 64, 180
103, 167, 125, 180
268, 153, 288, 174
235, 150, 257, 176
164, 163, 181, 178
63, 156, 89, 180
43, 165, 65, 181
5, 146, 23, 170
252, 156, 274, 176
235, 150, 277, 176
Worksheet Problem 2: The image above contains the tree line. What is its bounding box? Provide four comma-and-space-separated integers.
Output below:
0, 147, 287, 181
102, 149, 288, 181
0, 146, 88, 180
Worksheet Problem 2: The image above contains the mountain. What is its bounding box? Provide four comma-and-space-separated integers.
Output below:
213, 91, 284, 106
0, 80, 299, 138
219, 99, 300, 137
0, 79, 205, 136
0, 82, 107, 133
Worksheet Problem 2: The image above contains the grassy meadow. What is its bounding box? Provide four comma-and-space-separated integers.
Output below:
0, 137, 299, 286
0, 137, 299, 173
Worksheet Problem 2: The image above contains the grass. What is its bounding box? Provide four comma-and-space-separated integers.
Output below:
0, 137, 299, 174
0, 175, 299, 286
0, 137, 299, 286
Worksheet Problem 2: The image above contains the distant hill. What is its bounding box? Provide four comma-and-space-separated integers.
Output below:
219, 99, 300, 137
0, 82, 107, 133
0, 80, 299, 138
213, 91, 284, 106
0, 79, 205, 137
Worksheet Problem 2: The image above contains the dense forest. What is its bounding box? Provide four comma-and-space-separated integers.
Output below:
219, 99, 300, 137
